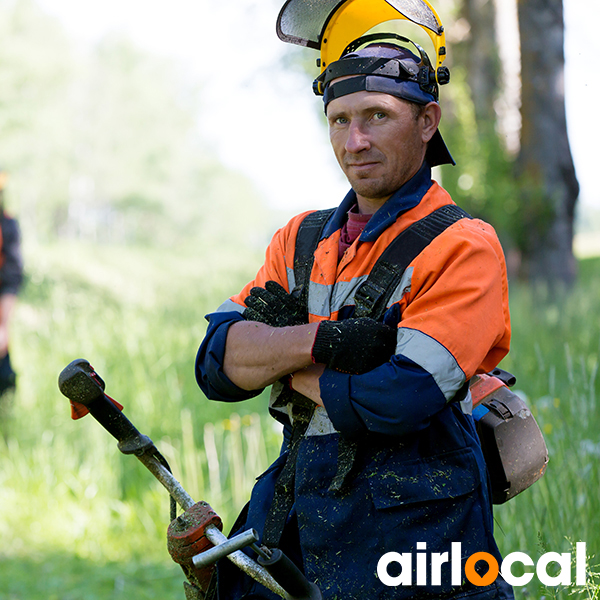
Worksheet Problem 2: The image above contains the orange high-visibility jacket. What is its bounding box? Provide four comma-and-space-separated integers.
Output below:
197, 165, 510, 438
196, 164, 514, 599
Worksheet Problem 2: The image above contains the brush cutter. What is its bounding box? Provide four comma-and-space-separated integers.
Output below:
58, 358, 321, 600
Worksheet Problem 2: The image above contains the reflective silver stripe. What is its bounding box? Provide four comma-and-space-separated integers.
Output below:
306, 275, 369, 318
305, 406, 338, 436
385, 266, 414, 309
269, 381, 289, 419
288, 267, 365, 317
214, 298, 245, 315
460, 390, 473, 415
395, 328, 466, 401
330, 275, 369, 313
303, 268, 412, 319
306, 280, 331, 317
286, 267, 296, 295
270, 385, 337, 436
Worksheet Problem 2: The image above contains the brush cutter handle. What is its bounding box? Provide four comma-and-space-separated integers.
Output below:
258, 549, 322, 600
58, 358, 154, 455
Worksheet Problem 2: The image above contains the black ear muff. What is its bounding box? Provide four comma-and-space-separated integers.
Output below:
437, 66, 450, 85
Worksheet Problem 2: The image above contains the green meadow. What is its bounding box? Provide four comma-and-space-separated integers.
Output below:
0, 239, 598, 599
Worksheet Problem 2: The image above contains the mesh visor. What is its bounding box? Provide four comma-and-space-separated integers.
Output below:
277, 0, 342, 48
385, 0, 442, 34
277, 0, 442, 48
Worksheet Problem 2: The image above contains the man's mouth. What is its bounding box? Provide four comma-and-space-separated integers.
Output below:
347, 161, 379, 171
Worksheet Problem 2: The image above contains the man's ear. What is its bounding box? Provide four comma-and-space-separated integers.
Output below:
421, 102, 442, 144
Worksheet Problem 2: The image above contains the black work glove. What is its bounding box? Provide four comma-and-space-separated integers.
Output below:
312, 317, 397, 374
243, 280, 307, 327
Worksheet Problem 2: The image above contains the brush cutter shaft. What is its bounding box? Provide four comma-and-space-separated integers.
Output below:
59, 358, 292, 599
137, 452, 195, 511
128, 443, 289, 596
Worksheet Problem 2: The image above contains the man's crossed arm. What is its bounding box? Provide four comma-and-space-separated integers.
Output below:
223, 281, 397, 405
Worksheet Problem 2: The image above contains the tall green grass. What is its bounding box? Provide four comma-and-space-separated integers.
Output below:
0, 238, 281, 598
494, 259, 600, 599
0, 239, 599, 598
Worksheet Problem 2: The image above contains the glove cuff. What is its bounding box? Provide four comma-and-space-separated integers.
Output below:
311, 321, 340, 364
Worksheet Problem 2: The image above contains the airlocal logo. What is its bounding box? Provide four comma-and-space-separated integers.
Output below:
377, 542, 587, 587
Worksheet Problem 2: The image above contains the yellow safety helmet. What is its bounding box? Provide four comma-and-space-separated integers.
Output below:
276, 0, 454, 166
276, 0, 449, 82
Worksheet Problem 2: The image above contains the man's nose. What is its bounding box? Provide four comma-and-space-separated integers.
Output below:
345, 122, 370, 154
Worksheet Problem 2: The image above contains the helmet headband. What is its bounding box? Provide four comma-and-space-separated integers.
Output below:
323, 74, 436, 108
314, 34, 439, 100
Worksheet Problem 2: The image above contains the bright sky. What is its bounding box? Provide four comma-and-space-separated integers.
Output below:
37, 0, 599, 212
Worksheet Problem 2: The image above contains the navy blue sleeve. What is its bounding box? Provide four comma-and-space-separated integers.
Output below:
195, 311, 265, 402
319, 353, 447, 438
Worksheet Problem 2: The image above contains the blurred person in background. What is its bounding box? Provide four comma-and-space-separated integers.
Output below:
0, 166, 24, 433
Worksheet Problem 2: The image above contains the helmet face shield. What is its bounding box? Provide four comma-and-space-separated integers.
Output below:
276, 0, 340, 49
276, 0, 447, 75
277, 0, 443, 46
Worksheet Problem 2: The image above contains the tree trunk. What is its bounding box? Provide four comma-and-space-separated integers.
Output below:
457, 0, 499, 125
516, 0, 579, 285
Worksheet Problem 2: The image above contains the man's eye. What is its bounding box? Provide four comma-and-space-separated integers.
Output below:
373, 112, 386, 120
334, 116, 348, 125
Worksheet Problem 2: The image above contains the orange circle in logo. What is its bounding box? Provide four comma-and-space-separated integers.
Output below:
465, 552, 499, 586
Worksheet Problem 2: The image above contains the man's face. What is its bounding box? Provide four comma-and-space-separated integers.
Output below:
327, 90, 435, 211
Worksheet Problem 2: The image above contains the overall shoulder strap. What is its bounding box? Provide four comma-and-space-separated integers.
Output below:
329, 205, 472, 495
261, 208, 336, 547
354, 204, 471, 320
292, 208, 336, 305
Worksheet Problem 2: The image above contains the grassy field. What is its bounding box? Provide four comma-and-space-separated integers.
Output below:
0, 238, 598, 599
490, 258, 600, 599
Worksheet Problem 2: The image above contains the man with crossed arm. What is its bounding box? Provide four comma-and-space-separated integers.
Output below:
196, 40, 513, 600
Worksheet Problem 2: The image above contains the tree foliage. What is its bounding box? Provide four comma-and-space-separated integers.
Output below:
289, 0, 580, 284
0, 0, 270, 250
440, 0, 578, 284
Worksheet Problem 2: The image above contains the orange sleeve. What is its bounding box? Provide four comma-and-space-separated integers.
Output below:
398, 218, 511, 378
